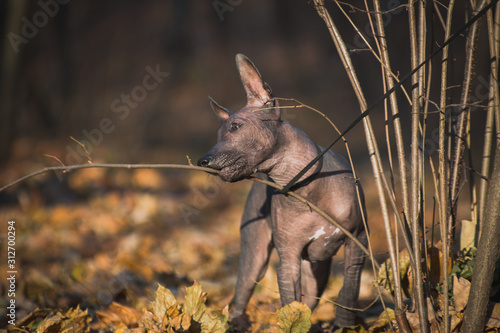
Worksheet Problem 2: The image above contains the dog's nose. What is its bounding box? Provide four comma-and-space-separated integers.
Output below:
197, 154, 213, 168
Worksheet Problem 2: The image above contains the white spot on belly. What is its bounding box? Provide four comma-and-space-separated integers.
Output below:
309, 226, 326, 240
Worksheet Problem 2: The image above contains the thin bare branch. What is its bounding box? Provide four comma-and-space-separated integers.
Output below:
373, 0, 412, 254
438, 0, 456, 331
371, 1, 412, 326
70, 136, 92, 163
408, 0, 429, 330
449, 0, 487, 251
335, 1, 408, 15
335, 0, 412, 105
0, 161, 375, 269
0, 163, 218, 193
44, 154, 66, 167
433, 0, 447, 31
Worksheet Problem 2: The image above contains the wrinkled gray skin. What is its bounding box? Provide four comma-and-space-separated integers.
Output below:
198, 54, 367, 329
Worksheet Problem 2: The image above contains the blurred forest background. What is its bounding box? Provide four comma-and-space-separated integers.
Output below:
0, 0, 495, 331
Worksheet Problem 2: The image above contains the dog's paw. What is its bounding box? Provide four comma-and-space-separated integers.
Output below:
229, 313, 251, 332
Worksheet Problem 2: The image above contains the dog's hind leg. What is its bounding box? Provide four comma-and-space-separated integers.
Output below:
334, 229, 367, 327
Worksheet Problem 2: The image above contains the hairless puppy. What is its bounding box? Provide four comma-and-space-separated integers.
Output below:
198, 54, 368, 330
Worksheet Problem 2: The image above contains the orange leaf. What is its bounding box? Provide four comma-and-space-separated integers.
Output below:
95, 302, 143, 328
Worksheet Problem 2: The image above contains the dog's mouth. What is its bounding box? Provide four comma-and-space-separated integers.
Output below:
198, 151, 252, 182
219, 158, 249, 182
207, 155, 250, 182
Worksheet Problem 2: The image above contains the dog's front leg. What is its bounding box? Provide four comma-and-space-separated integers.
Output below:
230, 217, 273, 319
276, 250, 303, 305
230, 181, 274, 329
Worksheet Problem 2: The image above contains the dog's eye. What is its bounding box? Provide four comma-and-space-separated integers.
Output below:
229, 122, 243, 132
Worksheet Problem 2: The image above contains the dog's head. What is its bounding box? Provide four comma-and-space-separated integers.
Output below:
197, 54, 283, 182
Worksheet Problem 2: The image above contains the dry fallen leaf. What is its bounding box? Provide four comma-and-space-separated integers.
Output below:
334, 325, 367, 333
486, 302, 500, 329
277, 301, 311, 333
95, 302, 143, 328
138, 282, 229, 333
376, 249, 412, 297
36, 311, 65, 333
138, 283, 181, 332
368, 308, 394, 332
14, 308, 54, 330
184, 281, 207, 323
36, 305, 91, 333
200, 309, 231, 333
452, 276, 470, 312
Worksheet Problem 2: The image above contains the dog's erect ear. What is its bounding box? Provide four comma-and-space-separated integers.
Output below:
236, 54, 272, 107
209, 96, 232, 124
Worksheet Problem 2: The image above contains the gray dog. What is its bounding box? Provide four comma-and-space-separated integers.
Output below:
198, 54, 367, 329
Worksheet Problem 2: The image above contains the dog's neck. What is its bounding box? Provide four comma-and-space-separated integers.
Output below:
263, 122, 322, 188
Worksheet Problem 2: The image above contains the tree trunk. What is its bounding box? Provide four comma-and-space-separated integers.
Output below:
462, 143, 500, 332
